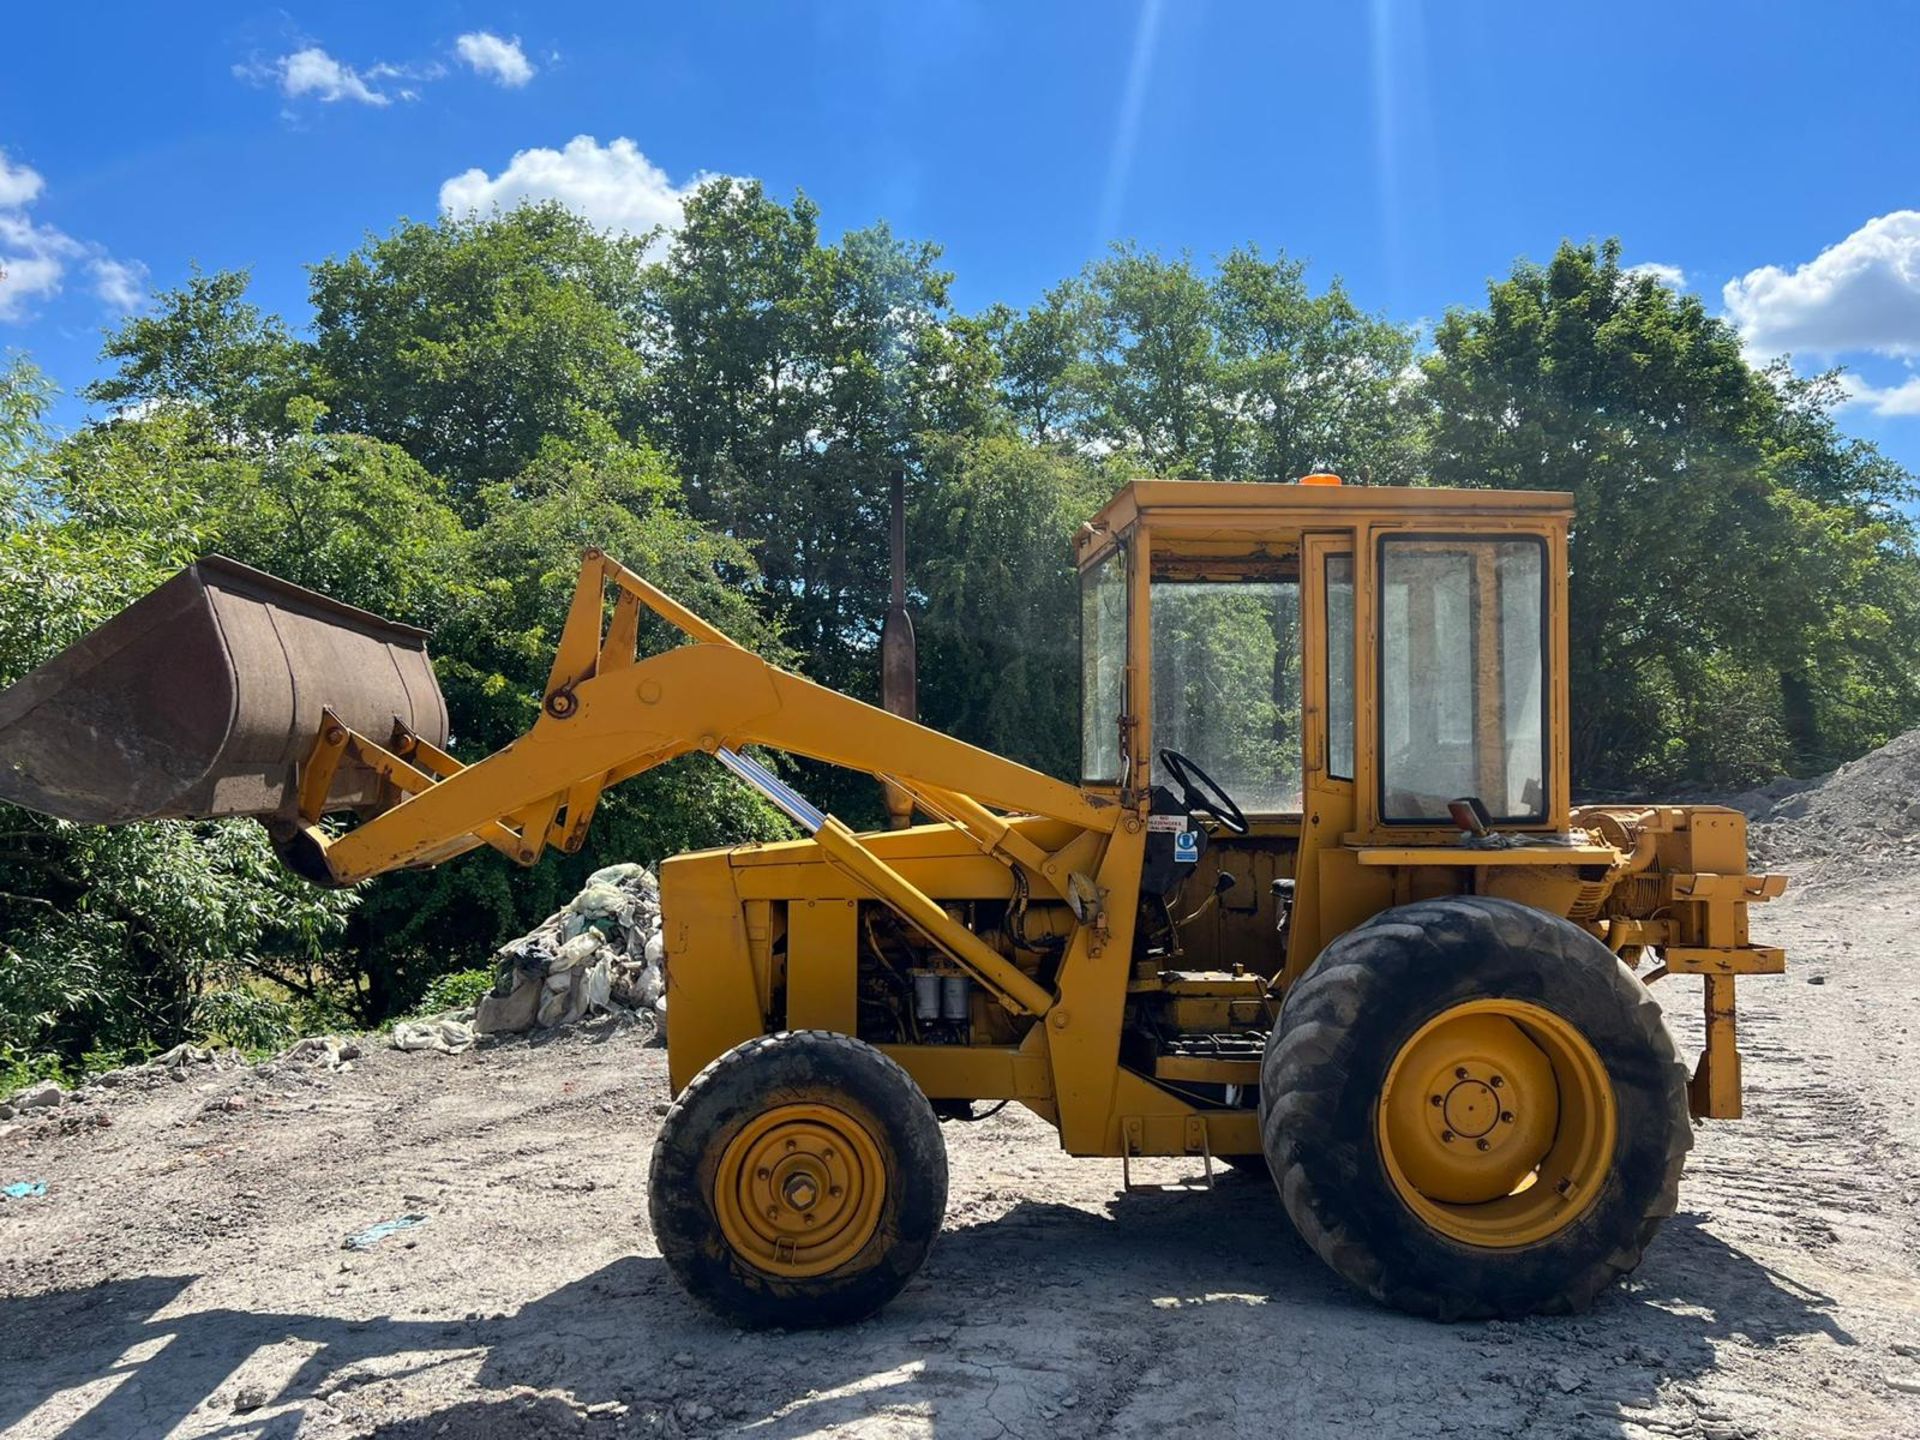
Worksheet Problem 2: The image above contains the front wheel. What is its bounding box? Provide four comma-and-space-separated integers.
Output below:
648, 1030, 948, 1328
1260, 897, 1690, 1319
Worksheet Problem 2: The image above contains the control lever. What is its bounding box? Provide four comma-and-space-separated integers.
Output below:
1272, 876, 1297, 953
1180, 871, 1238, 925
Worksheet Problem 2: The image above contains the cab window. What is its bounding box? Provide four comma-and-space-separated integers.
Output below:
1079, 546, 1127, 785
1378, 536, 1546, 822
1326, 554, 1355, 781
1150, 577, 1302, 814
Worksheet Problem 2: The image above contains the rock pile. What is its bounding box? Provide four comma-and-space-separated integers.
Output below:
475, 862, 667, 1039
0, 1079, 66, 1121
1739, 727, 1920, 873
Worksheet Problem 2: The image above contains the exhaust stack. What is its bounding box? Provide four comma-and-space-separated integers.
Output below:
879, 469, 918, 829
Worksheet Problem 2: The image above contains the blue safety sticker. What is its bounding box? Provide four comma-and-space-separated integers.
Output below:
1173, 829, 1200, 863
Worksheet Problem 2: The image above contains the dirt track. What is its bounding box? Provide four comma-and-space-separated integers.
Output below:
4, 871, 1919, 1440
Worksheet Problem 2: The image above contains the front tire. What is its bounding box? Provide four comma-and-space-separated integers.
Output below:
649, 1030, 948, 1328
1260, 897, 1689, 1319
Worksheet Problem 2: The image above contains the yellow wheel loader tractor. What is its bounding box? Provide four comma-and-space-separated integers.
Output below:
0, 478, 1786, 1326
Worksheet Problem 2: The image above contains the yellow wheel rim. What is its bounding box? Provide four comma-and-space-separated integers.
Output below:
1377, 999, 1616, 1248
713, 1103, 887, 1279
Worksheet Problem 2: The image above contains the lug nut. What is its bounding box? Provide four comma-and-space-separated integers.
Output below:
756, 1167, 770, 1180
1455, 1067, 1469, 1079
1476, 1139, 1491, 1151
1441, 1131, 1455, 1143
1489, 1075, 1504, 1089
1500, 1111, 1514, 1124
1430, 1094, 1443, 1106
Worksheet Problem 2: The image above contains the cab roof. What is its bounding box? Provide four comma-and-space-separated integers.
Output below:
1075, 479, 1575, 566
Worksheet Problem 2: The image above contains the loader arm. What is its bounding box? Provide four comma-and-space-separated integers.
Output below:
273, 550, 1124, 1019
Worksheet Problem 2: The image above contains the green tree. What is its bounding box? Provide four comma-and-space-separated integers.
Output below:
912, 435, 1113, 778
1213, 247, 1421, 484
340, 435, 792, 1017
1, 366, 356, 1069
53, 397, 471, 627
84, 267, 309, 441
640, 180, 996, 704
1423, 240, 1920, 787
980, 283, 1091, 444
1075, 245, 1225, 474
992, 245, 1420, 484
309, 204, 652, 497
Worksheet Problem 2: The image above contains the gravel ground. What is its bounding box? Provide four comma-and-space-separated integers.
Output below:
3, 869, 1918, 1439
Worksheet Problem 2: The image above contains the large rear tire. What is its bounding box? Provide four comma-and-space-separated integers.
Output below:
1260, 897, 1689, 1319
648, 1030, 948, 1328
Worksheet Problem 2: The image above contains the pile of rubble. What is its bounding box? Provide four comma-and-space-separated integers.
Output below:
378, 861, 668, 1054
473, 862, 667, 1040
1739, 727, 1920, 874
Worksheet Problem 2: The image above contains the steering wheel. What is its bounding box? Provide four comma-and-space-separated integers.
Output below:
1158, 749, 1250, 835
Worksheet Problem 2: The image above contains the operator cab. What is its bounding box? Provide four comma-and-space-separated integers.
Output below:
1075, 476, 1570, 981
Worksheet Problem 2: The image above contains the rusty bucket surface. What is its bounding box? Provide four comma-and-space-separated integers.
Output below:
0, 556, 450, 825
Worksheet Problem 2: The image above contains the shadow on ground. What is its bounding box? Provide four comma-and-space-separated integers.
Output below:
0, 1174, 1854, 1439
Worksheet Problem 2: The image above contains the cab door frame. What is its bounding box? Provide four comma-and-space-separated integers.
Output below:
1286, 530, 1363, 985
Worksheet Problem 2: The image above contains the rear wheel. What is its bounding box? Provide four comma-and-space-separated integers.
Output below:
649, 1030, 948, 1327
1260, 897, 1689, 1319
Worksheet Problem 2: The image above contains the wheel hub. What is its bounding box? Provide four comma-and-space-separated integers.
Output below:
1378, 1000, 1617, 1247
1441, 1077, 1501, 1139
714, 1103, 887, 1278
781, 1172, 820, 1211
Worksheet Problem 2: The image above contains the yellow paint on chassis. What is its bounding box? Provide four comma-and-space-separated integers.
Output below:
713, 1102, 889, 1279
1377, 1000, 1617, 1248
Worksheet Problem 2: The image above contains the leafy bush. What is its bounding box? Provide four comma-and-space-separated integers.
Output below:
414, 968, 498, 1015
0, 1042, 66, 1101
191, 988, 299, 1055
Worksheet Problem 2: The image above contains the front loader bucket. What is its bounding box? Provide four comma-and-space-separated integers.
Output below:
0, 556, 450, 825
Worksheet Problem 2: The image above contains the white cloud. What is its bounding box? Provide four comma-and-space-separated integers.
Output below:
1626, 262, 1686, 290
367, 60, 446, 82
440, 136, 717, 243
456, 32, 535, 88
1837, 372, 1920, 418
1724, 211, 1920, 360
0, 235, 73, 321
236, 32, 539, 111
235, 46, 405, 106
278, 46, 391, 105
0, 151, 44, 209
90, 256, 147, 310
0, 150, 144, 323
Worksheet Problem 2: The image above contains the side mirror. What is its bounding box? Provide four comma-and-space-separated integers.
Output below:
1448, 796, 1494, 838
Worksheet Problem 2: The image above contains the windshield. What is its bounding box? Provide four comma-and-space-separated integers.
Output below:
1079, 547, 1127, 784
1150, 579, 1302, 814
1379, 536, 1546, 822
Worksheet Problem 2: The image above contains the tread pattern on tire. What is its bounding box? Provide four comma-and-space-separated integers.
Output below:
648, 1029, 949, 1328
1259, 896, 1691, 1320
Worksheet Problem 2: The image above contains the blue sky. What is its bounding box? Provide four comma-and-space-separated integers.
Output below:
5, 1, 1920, 469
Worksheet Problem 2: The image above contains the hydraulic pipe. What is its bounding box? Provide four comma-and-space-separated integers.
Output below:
811, 816, 1056, 1018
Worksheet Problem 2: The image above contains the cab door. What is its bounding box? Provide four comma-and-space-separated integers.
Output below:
1286, 532, 1358, 983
